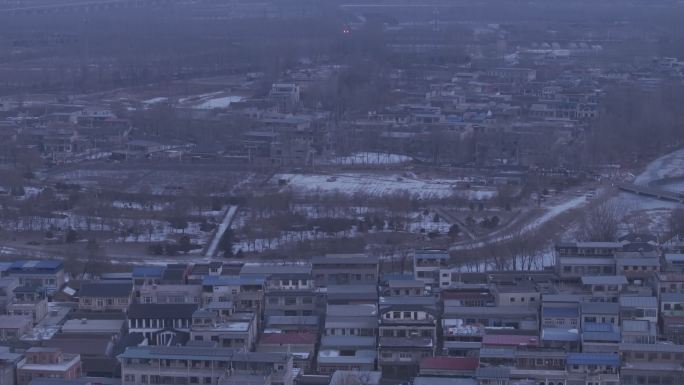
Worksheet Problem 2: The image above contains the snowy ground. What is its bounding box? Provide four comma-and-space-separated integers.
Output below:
194, 96, 243, 109
274, 173, 497, 200
613, 148, 684, 235
522, 195, 588, 232
634, 147, 684, 185
323, 152, 413, 165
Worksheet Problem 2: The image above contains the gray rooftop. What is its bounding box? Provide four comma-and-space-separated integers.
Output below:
321, 335, 376, 348
661, 293, 684, 302
581, 302, 620, 314
239, 263, 311, 277
444, 306, 537, 317
542, 328, 580, 342
581, 275, 628, 285
312, 254, 378, 264
619, 296, 657, 308
620, 343, 684, 353
326, 304, 377, 317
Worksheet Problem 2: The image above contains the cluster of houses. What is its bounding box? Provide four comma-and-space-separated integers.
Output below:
0, 234, 683, 385
3, 47, 682, 172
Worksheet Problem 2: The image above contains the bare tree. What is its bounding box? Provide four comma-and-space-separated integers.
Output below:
668, 208, 684, 241
579, 201, 624, 242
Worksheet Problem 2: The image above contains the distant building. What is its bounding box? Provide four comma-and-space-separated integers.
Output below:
311, 254, 379, 287
118, 346, 293, 385
6, 260, 64, 295
78, 283, 133, 312
17, 348, 81, 385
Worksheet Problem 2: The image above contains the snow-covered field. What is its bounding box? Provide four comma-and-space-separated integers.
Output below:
613, 148, 684, 235
522, 195, 588, 232
194, 96, 243, 109
275, 173, 496, 200
634, 147, 684, 185
142, 97, 168, 105
324, 152, 413, 165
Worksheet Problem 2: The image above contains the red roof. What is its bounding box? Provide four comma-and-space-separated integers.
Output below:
482, 334, 539, 347
259, 332, 317, 345
420, 357, 479, 371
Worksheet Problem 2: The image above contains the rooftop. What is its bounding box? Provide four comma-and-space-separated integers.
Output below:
118, 346, 288, 363
61, 319, 125, 334
581, 275, 628, 285
78, 283, 132, 298
581, 302, 620, 314
566, 352, 619, 366
326, 304, 377, 317
482, 334, 539, 347
619, 296, 657, 308
259, 332, 316, 346
420, 356, 479, 371
128, 303, 197, 319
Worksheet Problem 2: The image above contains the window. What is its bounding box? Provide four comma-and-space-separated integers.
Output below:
510, 298, 516, 302
204, 377, 212, 384
303, 297, 313, 304
393, 311, 400, 318
285, 297, 297, 306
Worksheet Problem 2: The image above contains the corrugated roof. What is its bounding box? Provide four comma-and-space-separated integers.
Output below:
128, 303, 197, 319
132, 266, 164, 278
202, 275, 264, 286
543, 307, 579, 318
420, 356, 479, 371
581, 275, 627, 285
79, 283, 132, 298
482, 334, 539, 347
541, 328, 579, 342
619, 296, 657, 308
259, 332, 316, 345
581, 302, 619, 314
566, 352, 619, 366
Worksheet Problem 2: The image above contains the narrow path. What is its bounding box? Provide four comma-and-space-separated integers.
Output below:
433, 208, 476, 240
204, 205, 238, 259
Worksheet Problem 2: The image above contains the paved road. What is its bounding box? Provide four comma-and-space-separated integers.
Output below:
433, 208, 476, 240
204, 205, 238, 259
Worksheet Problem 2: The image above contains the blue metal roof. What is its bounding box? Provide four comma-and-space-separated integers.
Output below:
8, 260, 62, 272
132, 266, 164, 278
382, 273, 415, 281
583, 322, 614, 332
543, 307, 579, 318
541, 328, 579, 342
567, 353, 619, 366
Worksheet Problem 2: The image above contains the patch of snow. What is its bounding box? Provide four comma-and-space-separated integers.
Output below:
142, 97, 168, 105
275, 173, 492, 199
326, 152, 412, 165
634, 147, 684, 185
194, 96, 243, 109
